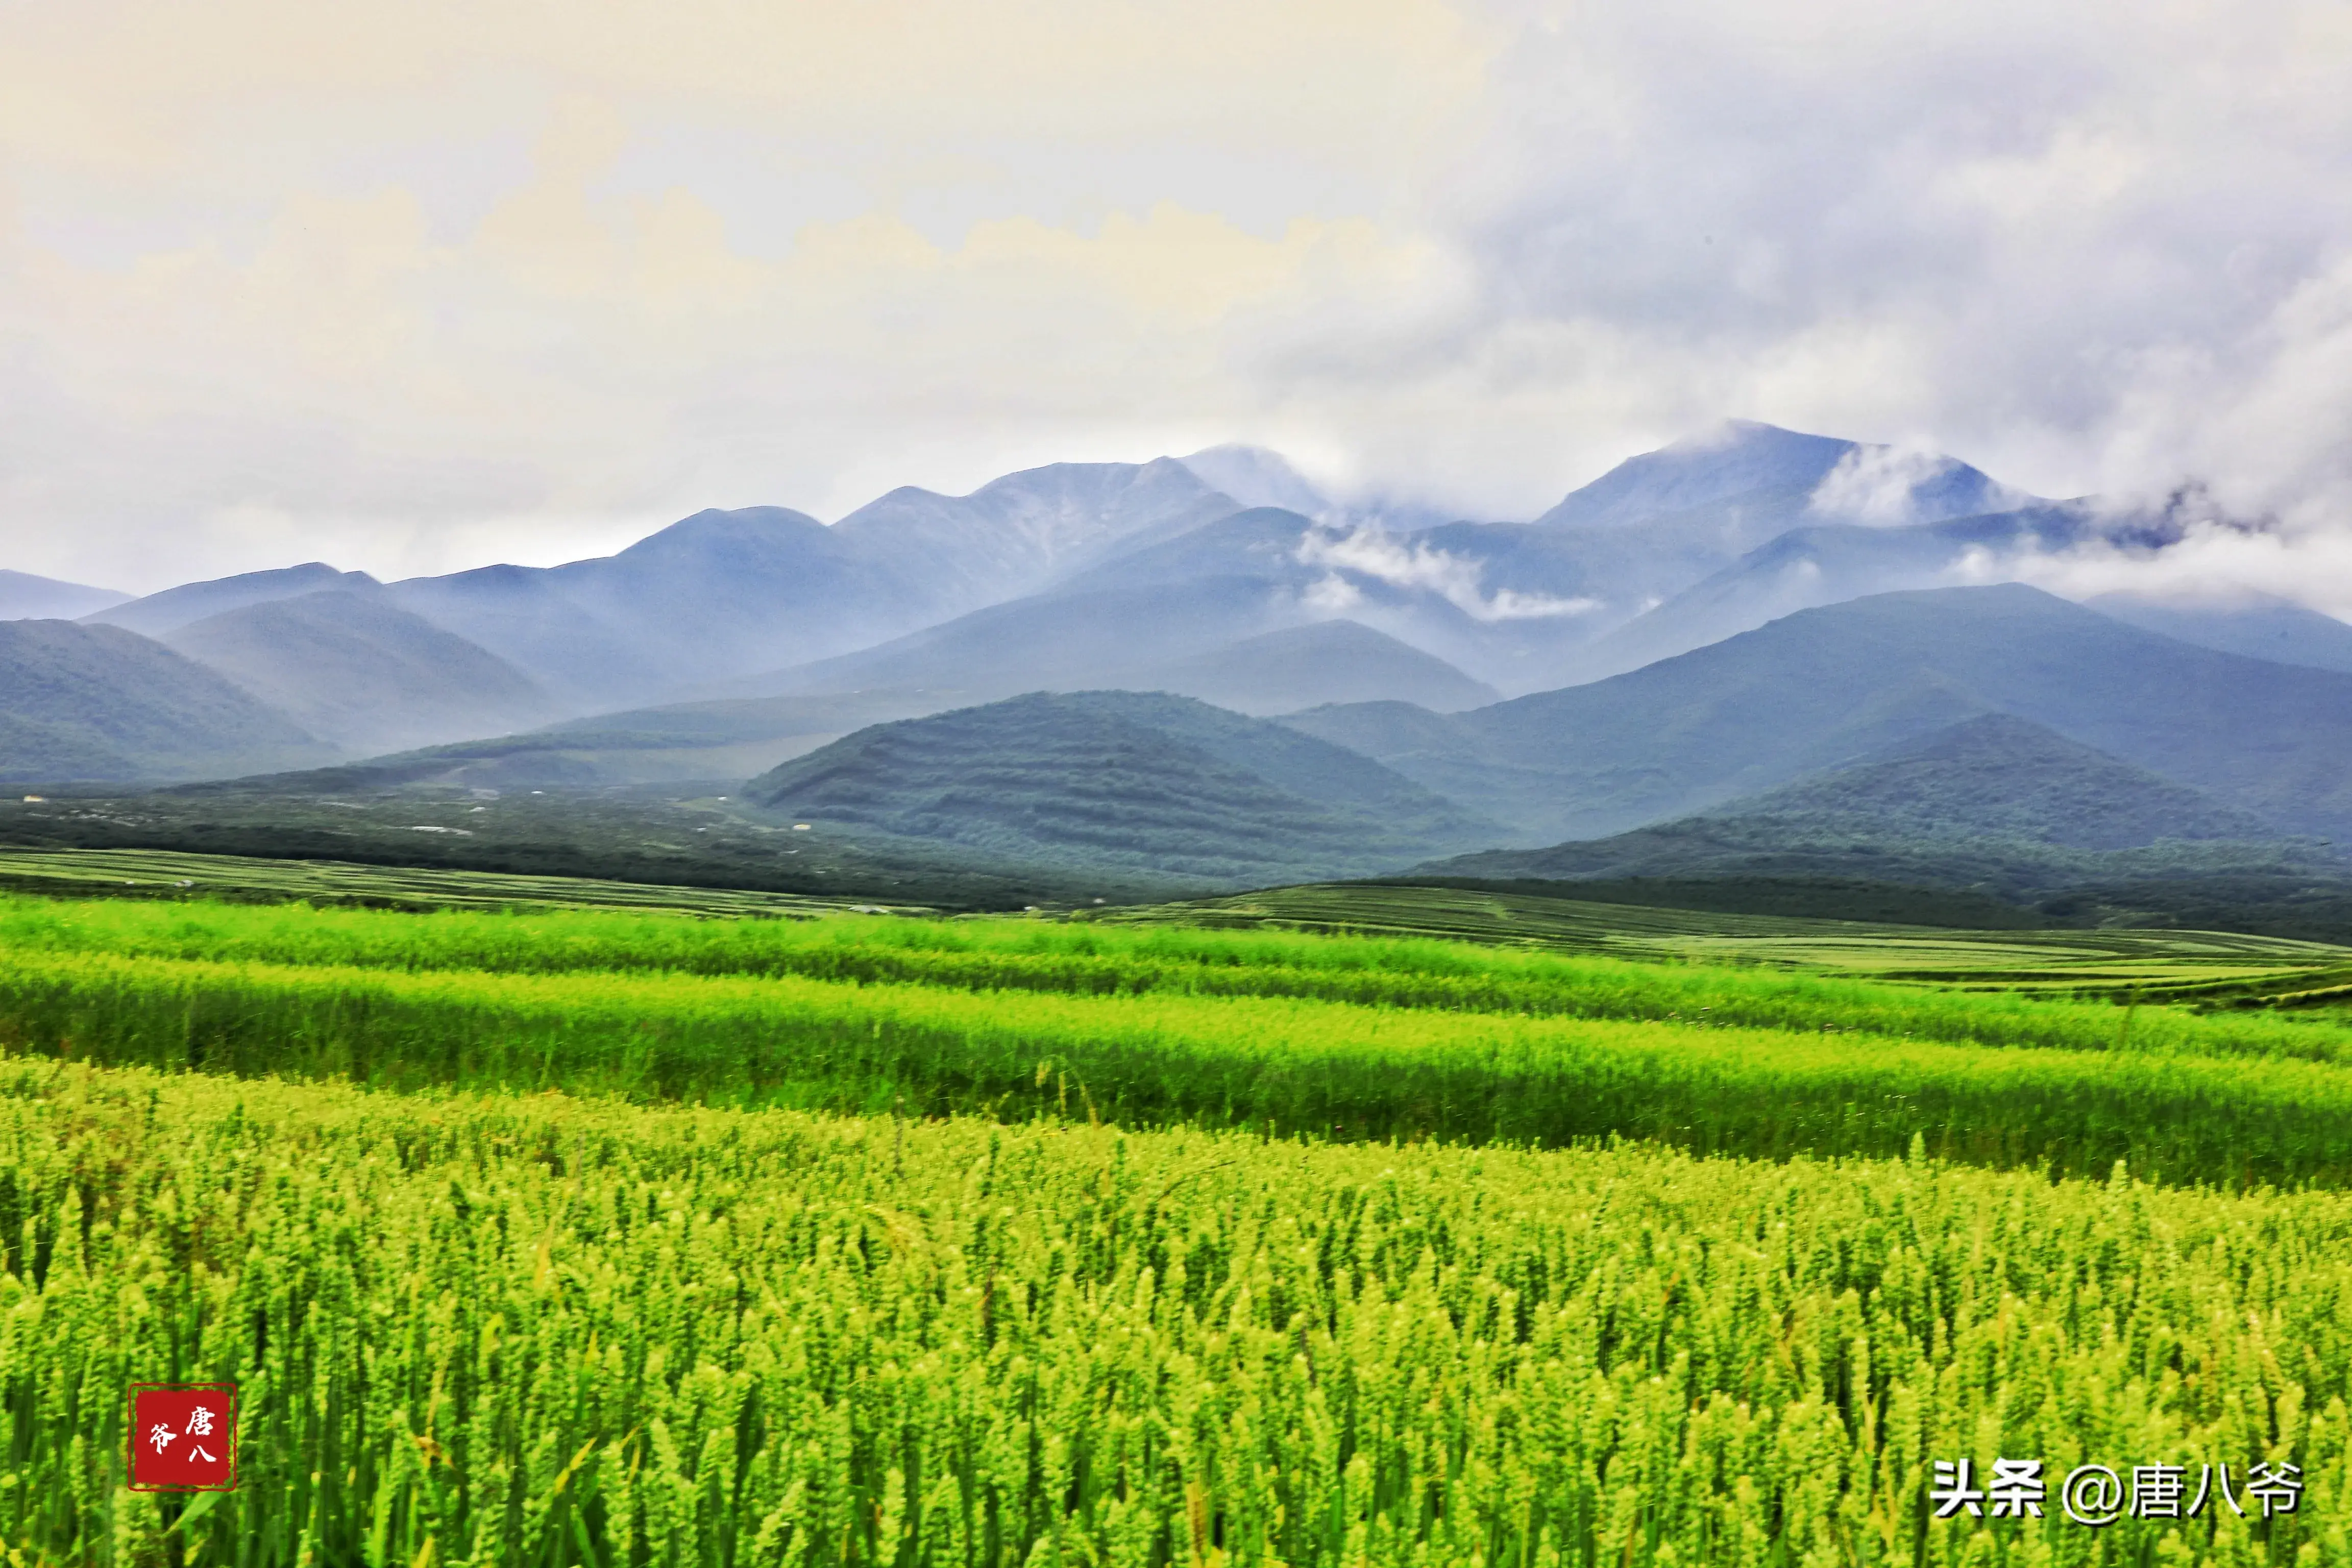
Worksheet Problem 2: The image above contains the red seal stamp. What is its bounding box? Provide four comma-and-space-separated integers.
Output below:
127, 1384, 237, 1491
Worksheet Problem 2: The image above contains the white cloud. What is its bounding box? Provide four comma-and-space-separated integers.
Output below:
4, 0, 2352, 610
1296, 525, 1600, 620
1809, 446, 1978, 526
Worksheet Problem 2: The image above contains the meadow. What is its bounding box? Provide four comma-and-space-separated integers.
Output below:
5, 861, 2352, 1563
5, 1059, 2344, 1566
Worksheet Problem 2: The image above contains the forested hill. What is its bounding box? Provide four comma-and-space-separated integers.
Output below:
747, 690, 1508, 885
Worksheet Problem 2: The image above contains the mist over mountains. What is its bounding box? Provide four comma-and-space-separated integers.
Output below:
10, 420, 2352, 925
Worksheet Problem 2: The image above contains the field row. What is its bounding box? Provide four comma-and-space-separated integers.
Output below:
9, 946, 2352, 1184
8, 891, 2351, 1066
3, 1057, 2342, 1566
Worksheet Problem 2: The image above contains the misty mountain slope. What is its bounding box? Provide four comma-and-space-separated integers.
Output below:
300, 690, 964, 791
1049, 507, 1322, 595
161, 590, 559, 755
383, 507, 933, 708
0, 620, 329, 781
2086, 593, 2352, 673
385, 563, 651, 708
830, 458, 1240, 613
1719, 713, 2284, 847
1456, 713, 2278, 862
374, 469, 1244, 712
1328, 421, 2039, 678
1045, 506, 1565, 690
536, 506, 920, 692
88, 562, 382, 638
1126, 621, 1498, 716
1559, 503, 2099, 681
1414, 714, 2332, 904
745, 691, 1505, 885
0, 570, 130, 621
737, 577, 1302, 703
1282, 583, 2352, 845
1175, 446, 1328, 515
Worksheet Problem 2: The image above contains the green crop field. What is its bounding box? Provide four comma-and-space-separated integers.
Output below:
0, 845, 936, 919
1108, 881, 2352, 1002
4, 854, 2352, 1563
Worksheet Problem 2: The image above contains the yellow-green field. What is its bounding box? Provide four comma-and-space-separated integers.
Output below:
1111, 880, 2352, 1001
3, 848, 2350, 1564
0, 844, 932, 918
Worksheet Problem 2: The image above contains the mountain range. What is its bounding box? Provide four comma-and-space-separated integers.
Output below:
1281, 583, 2352, 844
1417, 711, 2327, 896
11, 420, 2352, 929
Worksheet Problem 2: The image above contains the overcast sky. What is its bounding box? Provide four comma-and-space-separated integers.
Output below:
6, 0, 2351, 596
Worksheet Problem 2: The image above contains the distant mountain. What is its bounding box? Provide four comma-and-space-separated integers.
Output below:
1555, 504, 2098, 682
1282, 583, 2352, 844
1025, 425, 2043, 697
1427, 713, 2294, 884
1411, 715, 2333, 921
2086, 593, 2352, 674
89, 562, 381, 638
1039, 507, 1559, 692
0, 620, 329, 782
287, 690, 960, 791
386, 507, 910, 708
1712, 713, 2283, 847
1533, 420, 2018, 530
0, 570, 130, 621
744, 690, 1507, 885
737, 575, 1301, 704
1123, 621, 1498, 716
828, 458, 1240, 616
376, 462, 1246, 712
160, 590, 559, 755
1176, 446, 1328, 516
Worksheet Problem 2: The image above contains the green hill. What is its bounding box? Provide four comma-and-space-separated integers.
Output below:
1412, 713, 2352, 936
1685, 712, 2281, 848
1285, 583, 2352, 842
163, 590, 559, 755
745, 690, 1508, 884
0, 620, 329, 782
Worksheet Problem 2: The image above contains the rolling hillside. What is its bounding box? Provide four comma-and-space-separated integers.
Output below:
1417, 713, 2329, 899
737, 576, 1299, 703
160, 590, 560, 755
0, 620, 330, 781
745, 690, 1508, 884
1284, 583, 2352, 844
89, 561, 382, 637
0, 570, 129, 621
2087, 591, 2352, 672
1125, 620, 1497, 714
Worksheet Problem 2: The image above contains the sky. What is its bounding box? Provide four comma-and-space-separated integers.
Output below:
5, 0, 2352, 598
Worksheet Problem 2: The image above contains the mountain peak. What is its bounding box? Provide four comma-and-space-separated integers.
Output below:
1698, 710, 2285, 850
1536, 421, 2019, 533
1177, 446, 1328, 516
85, 562, 383, 639
610, 506, 830, 563
0, 569, 132, 621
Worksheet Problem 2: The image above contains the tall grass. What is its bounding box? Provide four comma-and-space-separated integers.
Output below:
4, 892, 2347, 1062
4, 1059, 2344, 1565
7, 947, 2352, 1185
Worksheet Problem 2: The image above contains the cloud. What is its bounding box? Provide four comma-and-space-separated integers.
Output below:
1296, 525, 1600, 620
1809, 446, 1984, 526
4, 0, 2352, 610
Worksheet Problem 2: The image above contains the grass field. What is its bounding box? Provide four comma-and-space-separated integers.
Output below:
6, 852, 2352, 1562
1112, 880, 2352, 1003
4, 1059, 2344, 1566
0, 844, 937, 917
